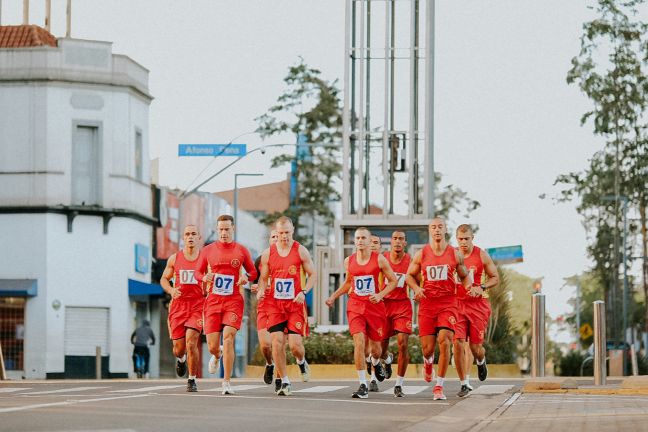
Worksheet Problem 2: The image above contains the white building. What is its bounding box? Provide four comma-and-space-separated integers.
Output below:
0, 25, 158, 379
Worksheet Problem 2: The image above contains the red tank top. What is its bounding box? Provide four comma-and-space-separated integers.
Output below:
457, 246, 485, 302
268, 241, 303, 301
421, 244, 457, 297
347, 252, 381, 301
174, 250, 203, 300
381, 251, 411, 301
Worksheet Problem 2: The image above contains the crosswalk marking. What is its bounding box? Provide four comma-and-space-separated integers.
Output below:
380, 385, 428, 395
470, 385, 514, 395
20, 386, 109, 395
293, 385, 348, 393
203, 385, 266, 392
0, 388, 31, 393
109, 385, 184, 393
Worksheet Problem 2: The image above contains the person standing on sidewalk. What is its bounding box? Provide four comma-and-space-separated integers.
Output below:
131, 319, 156, 379
453, 224, 499, 390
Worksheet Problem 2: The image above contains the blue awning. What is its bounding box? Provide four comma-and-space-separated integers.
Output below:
0, 279, 37, 297
128, 278, 164, 297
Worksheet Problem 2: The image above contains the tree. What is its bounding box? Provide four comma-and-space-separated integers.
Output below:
556, 0, 648, 336
255, 58, 342, 249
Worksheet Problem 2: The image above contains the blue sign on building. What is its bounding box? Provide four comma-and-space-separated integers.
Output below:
486, 245, 523, 264
134, 244, 150, 274
178, 144, 247, 157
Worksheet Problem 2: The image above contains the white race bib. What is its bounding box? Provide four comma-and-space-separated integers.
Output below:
178, 270, 198, 285
273, 278, 295, 300
353, 275, 376, 296
212, 273, 235, 295
425, 265, 448, 282
395, 272, 407, 288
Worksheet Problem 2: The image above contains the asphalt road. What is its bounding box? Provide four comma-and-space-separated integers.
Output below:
0, 378, 523, 432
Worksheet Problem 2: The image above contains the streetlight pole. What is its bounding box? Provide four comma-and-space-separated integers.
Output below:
233, 173, 263, 241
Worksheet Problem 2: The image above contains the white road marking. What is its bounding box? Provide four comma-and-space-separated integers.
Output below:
203, 384, 266, 392
380, 385, 429, 395
0, 394, 150, 414
20, 386, 110, 395
293, 385, 348, 393
470, 385, 514, 395
0, 388, 31, 393
108, 385, 184, 393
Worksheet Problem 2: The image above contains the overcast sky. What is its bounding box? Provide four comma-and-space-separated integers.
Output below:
5, 1, 645, 338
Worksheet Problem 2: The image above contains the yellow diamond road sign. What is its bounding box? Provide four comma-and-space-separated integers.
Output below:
580, 323, 593, 340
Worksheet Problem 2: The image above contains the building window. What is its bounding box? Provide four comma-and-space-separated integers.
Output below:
72, 125, 101, 206
135, 130, 143, 182
0, 297, 26, 371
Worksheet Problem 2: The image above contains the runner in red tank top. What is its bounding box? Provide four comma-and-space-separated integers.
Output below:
194, 214, 257, 396
379, 230, 413, 397
160, 224, 205, 392
257, 216, 317, 396
453, 224, 499, 391
406, 217, 470, 401
326, 227, 399, 399
250, 229, 281, 390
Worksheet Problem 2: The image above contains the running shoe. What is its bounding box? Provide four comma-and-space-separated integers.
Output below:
423, 361, 433, 382
466, 382, 474, 391
352, 383, 369, 399
374, 361, 386, 382
366, 360, 372, 375
176, 359, 187, 377
457, 384, 470, 398
208, 354, 219, 374
186, 378, 197, 392
274, 378, 282, 393
263, 363, 275, 385
222, 382, 235, 395
477, 360, 488, 381
369, 379, 379, 392
432, 385, 446, 401
384, 353, 393, 379
277, 383, 292, 396
393, 385, 405, 398
298, 360, 311, 382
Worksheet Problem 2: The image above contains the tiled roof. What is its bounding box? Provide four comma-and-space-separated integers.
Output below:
0, 25, 57, 48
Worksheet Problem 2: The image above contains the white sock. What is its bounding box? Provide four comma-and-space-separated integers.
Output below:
371, 356, 380, 366
266, 362, 274, 366
396, 376, 404, 386
425, 355, 434, 364
282, 376, 291, 384
460, 379, 468, 385
385, 353, 393, 364
476, 357, 485, 365
177, 354, 186, 363
222, 380, 230, 386
371, 372, 377, 381
436, 377, 445, 387
188, 375, 196, 380
297, 357, 305, 365
466, 374, 471, 385
365, 355, 372, 363
358, 370, 367, 385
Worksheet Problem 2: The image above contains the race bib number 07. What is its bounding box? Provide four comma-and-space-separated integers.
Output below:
273, 278, 295, 300
178, 270, 198, 285
425, 265, 448, 281
353, 275, 375, 296
212, 273, 235, 295
395, 272, 406, 288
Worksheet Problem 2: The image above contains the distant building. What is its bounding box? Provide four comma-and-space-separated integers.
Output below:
215, 177, 290, 220
0, 25, 157, 379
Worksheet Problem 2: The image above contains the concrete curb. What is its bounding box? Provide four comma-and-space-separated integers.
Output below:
621, 375, 648, 389
522, 377, 578, 392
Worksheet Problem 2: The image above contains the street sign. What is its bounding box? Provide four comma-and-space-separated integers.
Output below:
486, 245, 523, 264
580, 323, 593, 340
178, 144, 247, 157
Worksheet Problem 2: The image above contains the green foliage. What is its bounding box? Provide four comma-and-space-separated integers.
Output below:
557, 0, 648, 332
483, 267, 517, 363
256, 58, 342, 249
558, 350, 588, 377
564, 272, 605, 348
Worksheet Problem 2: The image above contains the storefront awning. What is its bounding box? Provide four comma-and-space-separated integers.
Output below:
0, 279, 37, 296
128, 278, 164, 297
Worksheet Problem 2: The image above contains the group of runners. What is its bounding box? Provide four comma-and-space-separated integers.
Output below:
160, 214, 498, 400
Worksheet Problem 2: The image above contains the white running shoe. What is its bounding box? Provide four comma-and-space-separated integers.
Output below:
222, 382, 235, 395
208, 354, 219, 374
